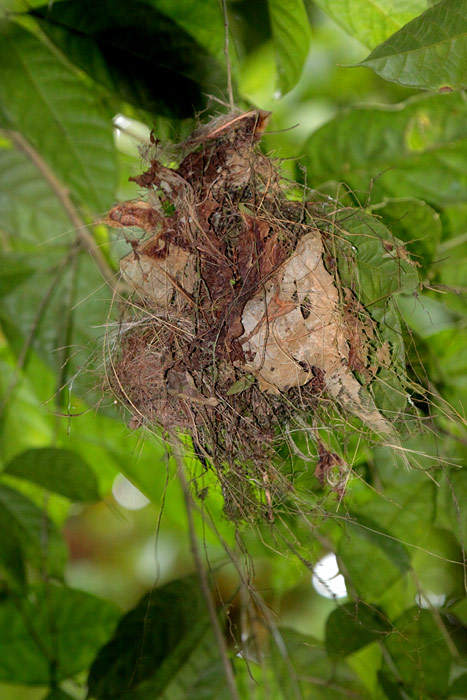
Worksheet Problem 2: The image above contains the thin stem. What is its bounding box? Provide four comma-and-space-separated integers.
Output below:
222, 0, 234, 109
171, 436, 240, 700
6, 130, 121, 292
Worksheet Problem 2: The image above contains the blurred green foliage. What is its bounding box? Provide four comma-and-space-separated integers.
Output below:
0, 1, 466, 698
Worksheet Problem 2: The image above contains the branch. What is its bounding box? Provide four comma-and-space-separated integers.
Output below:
170, 435, 240, 700
6, 130, 121, 293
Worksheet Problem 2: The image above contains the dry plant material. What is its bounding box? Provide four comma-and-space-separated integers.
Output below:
104, 109, 407, 521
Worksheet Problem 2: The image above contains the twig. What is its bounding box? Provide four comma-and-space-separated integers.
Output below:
6, 130, 121, 292
222, 0, 234, 109
170, 435, 240, 700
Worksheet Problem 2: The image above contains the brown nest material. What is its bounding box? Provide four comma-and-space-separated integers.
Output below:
103, 110, 409, 521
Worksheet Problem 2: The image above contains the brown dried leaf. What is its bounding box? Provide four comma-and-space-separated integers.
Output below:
102, 200, 161, 232
376, 341, 391, 367
120, 236, 195, 308
238, 232, 392, 434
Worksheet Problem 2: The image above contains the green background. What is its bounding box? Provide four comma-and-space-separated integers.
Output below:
0, 1, 466, 698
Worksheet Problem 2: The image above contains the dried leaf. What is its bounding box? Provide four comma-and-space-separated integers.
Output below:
102, 201, 160, 231
239, 232, 392, 434
120, 237, 195, 307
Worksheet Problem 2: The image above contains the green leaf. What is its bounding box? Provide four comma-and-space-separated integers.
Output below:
368, 300, 409, 416
5, 447, 100, 502
449, 674, 467, 699
313, 0, 429, 49
371, 197, 441, 270
0, 529, 26, 590
326, 602, 391, 657
338, 516, 411, 600
0, 146, 71, 246
437, 468, 467, 551
428, 328, 467, 415
328, 212, 415, 417
412, 526, 463, 601
268, 0, 311, 95
437, 255, 467, 315
440, 202, 467, 241
178, 659, 230, 700
0, 258, 110, 401
451, 598, 467, 626
43, 689, 76, 700
334, 208, 419, 308
377, 670, 407, 699
377, 432, 458, 476
358, 0, 467, 91
384, 607, 452, 697
347, 468, 451, 618
331, 214, 410, 425
351, 467, 436, 551
0, 158, 115, 391
88, 575, 211, 698
304, 93, 467, 208
123, 629, 224, 700
0, 584, 120, 684
396, 292, 461, 338
29, 0, 226, 118
0, 21, 116, 212
0, 483, 67, 577
0, 256, 33, 298
267, 628, 373, 699
150, 0, 227, 64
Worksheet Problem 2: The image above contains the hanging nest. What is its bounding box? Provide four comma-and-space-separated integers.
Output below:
103, 110, 419, 521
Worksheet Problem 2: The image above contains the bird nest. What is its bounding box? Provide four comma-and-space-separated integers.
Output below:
104, 110, 418, 521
